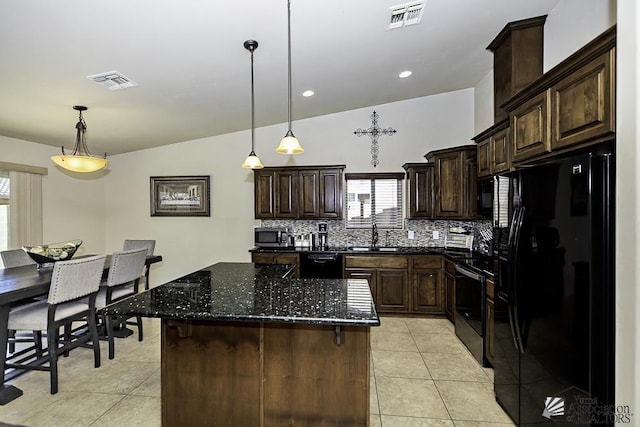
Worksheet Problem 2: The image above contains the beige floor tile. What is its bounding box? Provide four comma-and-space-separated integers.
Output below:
371, 332, 418, 352
413, 333, 468, 354
371, 374, 380, 415
377, 377, 450, 419
371, 413, 383, 427
435, 381, 513, 424
421, 353, 490, 382
376, 317, 410, 333
91, 395, 161, 427
373, 350, 430, 379
117, 335, 161, 362
0, 372, 66, 424
130, 367, 161, 397
21, 391, 125, 427
59, 360, 160, 395
381, 415, 455, 426
405, 318, 454, 335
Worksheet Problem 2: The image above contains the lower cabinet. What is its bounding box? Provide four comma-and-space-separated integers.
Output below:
344, 255, 409, 313
251, 252, 299, 278
443, 260, 456, 322
485, 278, 495, 366
411, 256, 443, 314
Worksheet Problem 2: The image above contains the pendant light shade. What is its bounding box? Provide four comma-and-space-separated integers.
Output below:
51, 106, 108, 173
276, 0, 304, 155
242, 40, 264, 169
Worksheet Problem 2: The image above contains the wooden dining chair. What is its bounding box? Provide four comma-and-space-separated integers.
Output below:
96, 248, 147, 359
5, 255, 105, 394
122, 239, 155, 290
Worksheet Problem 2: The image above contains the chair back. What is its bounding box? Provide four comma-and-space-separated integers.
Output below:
106, 248, 148, 288
1, 249, 36, 268
122, 239, 155, 256
47, 255, 106, 305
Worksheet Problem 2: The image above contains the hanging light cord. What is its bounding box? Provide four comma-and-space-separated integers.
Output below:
286, 0, 293, 134
250, 45, 256, 153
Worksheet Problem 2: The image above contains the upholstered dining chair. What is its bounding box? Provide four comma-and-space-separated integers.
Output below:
96, 248, 147, 359
6, 255, 106, 394
122, 239, 155, 290
0, 249, 35, 269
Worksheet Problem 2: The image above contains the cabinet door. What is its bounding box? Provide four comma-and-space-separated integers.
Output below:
345, 269, 377, 307
434, 152, 463, 218
551, 51, 614, 150
274, 171, 298, 218
511, 90, 551, 163
476, 138, 491, 178
413, 268, 443, 313
465, 153, 477, 218
406, 165, 434, 218
444, 271, 455, 322
319, 168, 343, 218
377, 269, 409, 312
275, 253, 299, 278
254, 171, 275, 219
252, 253, 275, 264
299, 170, 320, 218
492, 127, 511, 174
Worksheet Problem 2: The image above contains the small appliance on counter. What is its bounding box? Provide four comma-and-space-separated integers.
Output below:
254, 227, 290, 248
318, 222, 328, 250
444, 228, 473, 252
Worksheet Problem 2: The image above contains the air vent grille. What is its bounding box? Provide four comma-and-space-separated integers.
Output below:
86, 71, 138, 90
389, 1, 424, 29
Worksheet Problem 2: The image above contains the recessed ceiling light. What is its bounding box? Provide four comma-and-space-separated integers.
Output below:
399, 70, 413, 78
302, 90, 315, 97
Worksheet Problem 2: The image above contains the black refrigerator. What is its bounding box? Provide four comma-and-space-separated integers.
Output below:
493, 144, 615, 426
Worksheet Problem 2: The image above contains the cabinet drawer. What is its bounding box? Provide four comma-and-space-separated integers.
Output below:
344, 255, 408, 269
252, 253, 275, 264
486, 278, 495, 299
444, 259, 456, 274
411, 255, 442, 269
511, 90, 551, 163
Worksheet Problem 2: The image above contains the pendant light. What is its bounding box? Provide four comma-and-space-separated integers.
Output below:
241, 40, 264, 169
275, 0, 304, 155
51, 106, 108, 173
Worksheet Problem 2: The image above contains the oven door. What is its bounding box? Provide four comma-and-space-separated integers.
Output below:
453, 263, 487, 365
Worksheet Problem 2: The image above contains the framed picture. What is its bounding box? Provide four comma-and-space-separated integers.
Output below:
150, 175, 210, 217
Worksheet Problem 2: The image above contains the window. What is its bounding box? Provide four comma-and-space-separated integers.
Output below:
0, 171, 8, 251
345, 173, 404, 229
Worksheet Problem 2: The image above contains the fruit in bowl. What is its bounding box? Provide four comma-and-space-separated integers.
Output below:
23, 239, 83, 265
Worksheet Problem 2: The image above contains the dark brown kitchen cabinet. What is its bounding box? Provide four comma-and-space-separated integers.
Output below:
425, 145, 477, 219
402, 163, 434, 218
344, 255, 409, 313
443, 260, 456, 322
485, 278, 496, 366
251, 252, 299, 278
511, 89, 551, 163
473, 119, 511, 177
411, 256, 443, 314
254, 165, 345, 219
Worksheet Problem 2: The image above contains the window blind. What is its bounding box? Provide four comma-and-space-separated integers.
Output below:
345, 173, 404, 229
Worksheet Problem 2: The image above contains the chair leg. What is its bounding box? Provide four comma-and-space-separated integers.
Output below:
63, 323, 72, 357
88, 311, 101, 368
47, 325, 59, 394
34, 331, 43, 357
8, 330, 15, 353
137, 316, 143, 342
105, 315, 116, 360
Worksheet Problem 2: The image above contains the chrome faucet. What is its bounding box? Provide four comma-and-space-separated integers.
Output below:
371, 223, 379, 248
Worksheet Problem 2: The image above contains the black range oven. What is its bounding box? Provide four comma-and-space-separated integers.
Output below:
453, 261, 487, 366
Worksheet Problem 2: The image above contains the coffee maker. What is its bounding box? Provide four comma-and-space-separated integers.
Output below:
318, 222, 328, 250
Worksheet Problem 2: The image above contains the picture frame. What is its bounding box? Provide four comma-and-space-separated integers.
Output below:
150, 175, 210, 217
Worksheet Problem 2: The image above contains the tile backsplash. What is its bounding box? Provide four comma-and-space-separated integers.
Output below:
261, 219, 493, 252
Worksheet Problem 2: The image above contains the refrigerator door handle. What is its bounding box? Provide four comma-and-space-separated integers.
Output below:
508, 206, 526, 353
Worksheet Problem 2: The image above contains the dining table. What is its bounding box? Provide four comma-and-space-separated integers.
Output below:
0, 253, 162, 404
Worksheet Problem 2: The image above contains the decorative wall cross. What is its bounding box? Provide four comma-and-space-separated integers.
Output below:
353, 111, 396, 167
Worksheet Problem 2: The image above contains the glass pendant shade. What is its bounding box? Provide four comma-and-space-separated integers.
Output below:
51, 106, 108, 173
276, 130, 304, 154
242, 151, 264, 169
277, 0, 304, 155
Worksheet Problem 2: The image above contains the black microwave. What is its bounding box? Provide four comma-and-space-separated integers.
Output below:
254, 227, 290, 248
477, 177, 493, 219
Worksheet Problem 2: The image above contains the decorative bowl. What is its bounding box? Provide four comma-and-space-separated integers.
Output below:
23, 239, 83, 267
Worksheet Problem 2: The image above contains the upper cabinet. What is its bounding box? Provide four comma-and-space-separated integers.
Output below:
487, 16, 546, 123
474, 119, 511, 178
402, 163, 434, 219
425, 145, 477, 219
254, 165, 345, 220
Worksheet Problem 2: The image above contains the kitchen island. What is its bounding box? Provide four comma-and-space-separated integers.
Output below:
102, 262, 379, 427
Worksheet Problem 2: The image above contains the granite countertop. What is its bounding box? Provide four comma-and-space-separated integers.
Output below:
101, 262, 380, 327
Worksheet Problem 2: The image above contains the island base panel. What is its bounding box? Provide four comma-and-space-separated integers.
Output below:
161, 320, 370, 427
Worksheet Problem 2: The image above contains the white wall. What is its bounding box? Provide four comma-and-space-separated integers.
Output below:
104, 89, 475, 285
0, 136, 106, 256
473, 71, 494, 135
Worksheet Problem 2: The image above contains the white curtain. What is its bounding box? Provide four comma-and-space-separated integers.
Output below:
9, 171, 43, 247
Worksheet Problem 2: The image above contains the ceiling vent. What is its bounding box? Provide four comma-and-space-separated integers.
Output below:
86, 71, 138, 90
389, 1, 424, 29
